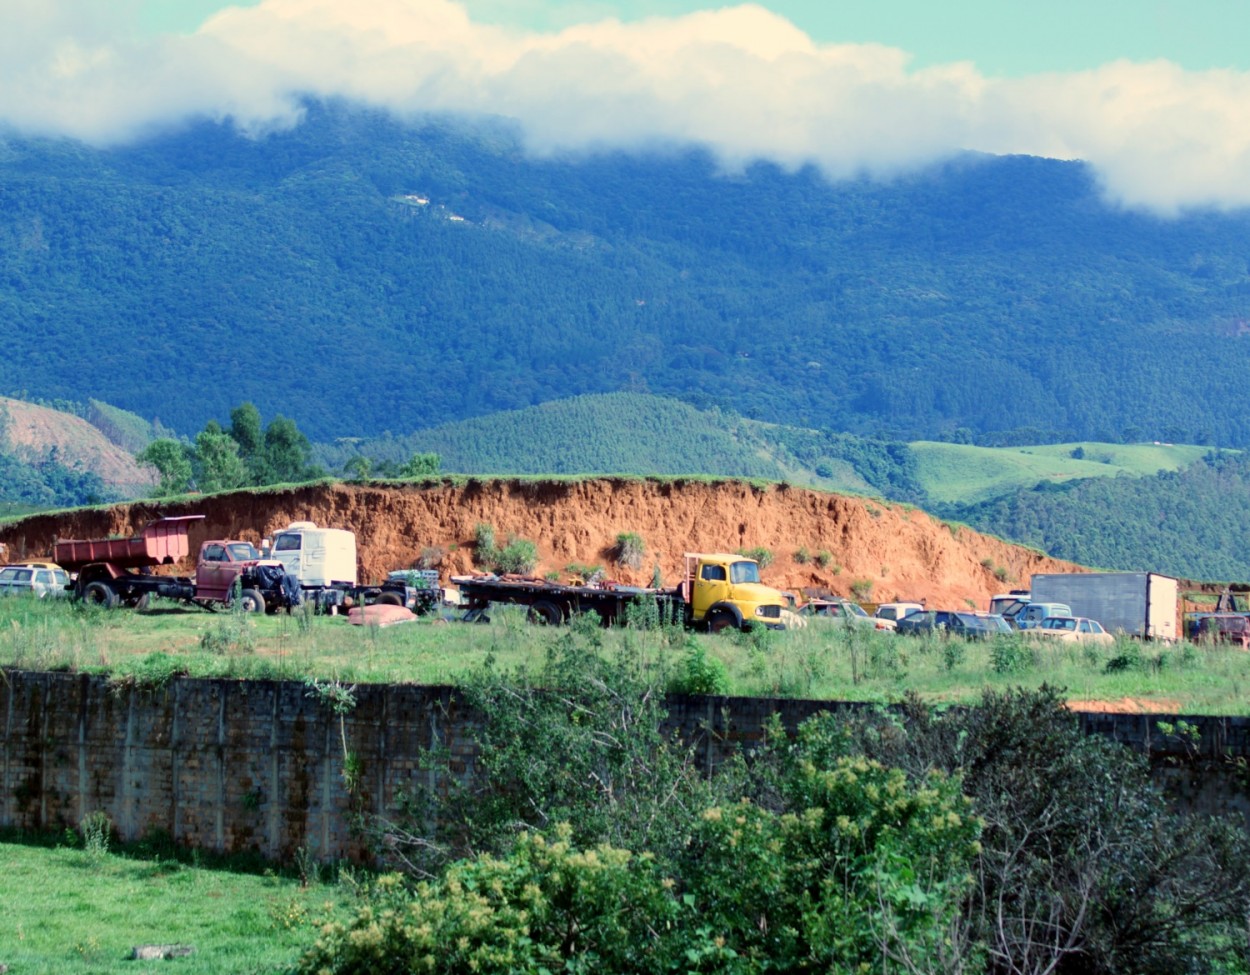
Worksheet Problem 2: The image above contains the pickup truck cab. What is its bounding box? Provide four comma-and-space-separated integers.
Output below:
1013, 602, 1072, 630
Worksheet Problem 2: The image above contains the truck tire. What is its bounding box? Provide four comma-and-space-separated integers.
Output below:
707, 608, 738, 634
235, 588, 266, 614
375, 592, 404, 606
528, 600, 563, 626
82, 581, 118, 609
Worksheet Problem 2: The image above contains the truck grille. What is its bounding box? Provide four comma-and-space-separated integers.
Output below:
758, 605, 781, 619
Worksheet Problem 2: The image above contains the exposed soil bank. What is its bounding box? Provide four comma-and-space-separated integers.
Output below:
0, 478, 1082, 608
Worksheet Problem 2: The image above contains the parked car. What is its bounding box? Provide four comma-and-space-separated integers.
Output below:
0, 563, 70, 598
895, 610, 994, 639
1021, 615, 1114, 645
1013, 602, 1073, 630
799, 598, 878, 628
872, 601, 925, 631
973, 613, 1015, 636
1194, 614, 1250, 648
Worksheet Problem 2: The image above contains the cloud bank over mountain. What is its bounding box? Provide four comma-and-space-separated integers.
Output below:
4, 0, 1249, 214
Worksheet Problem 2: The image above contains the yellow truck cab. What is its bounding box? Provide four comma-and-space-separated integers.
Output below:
683, 552, 790, 632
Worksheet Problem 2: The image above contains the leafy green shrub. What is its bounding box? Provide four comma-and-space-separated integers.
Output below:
613, 532, 646, 570
298, 832, 689, 975
494, 537, 538, 575
669, 636, 729, 695
814, 550, 832, 568
737, 545, 773, 569
793, 546, 810, 564
473, 523, 497, 566
1104, 639, 1144, 673
942, 639, 967, 671
849, 577, 874, 601
990, 637, 1036, 674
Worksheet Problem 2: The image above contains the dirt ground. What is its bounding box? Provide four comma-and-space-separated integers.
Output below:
0, 478, 1084, 609
0, 396, 155, 494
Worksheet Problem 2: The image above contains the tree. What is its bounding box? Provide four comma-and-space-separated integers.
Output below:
263, 415, 315, 483
136, 438, 192, 496
193, 429, 247, 493
229, 402, 265, 481
398, 452, 440, 478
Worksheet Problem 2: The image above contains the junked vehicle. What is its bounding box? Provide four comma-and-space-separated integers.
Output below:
871, 601, 925, 631
895, 610, 996, 639
799, 598, 879, 628
0, 563, 70, 598
1021, 615, 1114, 645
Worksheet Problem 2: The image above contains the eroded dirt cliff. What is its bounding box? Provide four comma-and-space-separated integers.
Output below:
0, 478, 1082, 608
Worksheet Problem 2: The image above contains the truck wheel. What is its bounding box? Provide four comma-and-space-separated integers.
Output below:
528, 600, 563, 625
375, 592, 404, 606
235, 588, 265, 614
707, 609, 737, 634
82, 581, 118, 609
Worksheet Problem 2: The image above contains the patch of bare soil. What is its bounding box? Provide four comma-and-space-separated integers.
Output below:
1066, 698, 1182, 714
0, 478, 1083, 609
0, 397, 155, 494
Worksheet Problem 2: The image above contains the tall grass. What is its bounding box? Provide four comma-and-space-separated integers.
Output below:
1, 596, 1248, 713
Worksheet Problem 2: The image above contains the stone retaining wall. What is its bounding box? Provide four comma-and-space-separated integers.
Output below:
3, 670, 1248, 862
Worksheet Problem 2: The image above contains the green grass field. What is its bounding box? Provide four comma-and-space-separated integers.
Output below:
2, 595, 1247, 715
0, 838, 348, 974
911, 440, 1217, 505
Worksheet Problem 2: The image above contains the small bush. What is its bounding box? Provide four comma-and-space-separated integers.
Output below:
737, 546, 774, 569
793, 546, 810, 565
494, 537, 539, 575
850, 578, 874, 602
670, 637, 729, 695
814, 550, 832, 569
991, 638, 1036, 675
942, 640, 966, 671
993, 566, 1010, 583
614, 532, 646, 570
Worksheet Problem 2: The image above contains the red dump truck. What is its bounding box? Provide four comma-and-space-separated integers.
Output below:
54, 515, 299, 612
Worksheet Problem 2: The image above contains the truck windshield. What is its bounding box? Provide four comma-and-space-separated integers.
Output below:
227, 542, 260, 561
729, 561, 762, 585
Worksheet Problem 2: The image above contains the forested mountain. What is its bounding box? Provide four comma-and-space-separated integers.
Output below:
4, 102, 1250, 444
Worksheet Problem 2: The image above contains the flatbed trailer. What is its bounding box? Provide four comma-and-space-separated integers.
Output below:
452, 552, 794, 632
453, 574, 681, 626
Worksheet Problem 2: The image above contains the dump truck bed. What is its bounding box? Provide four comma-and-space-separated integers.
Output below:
54, 515, 205, 572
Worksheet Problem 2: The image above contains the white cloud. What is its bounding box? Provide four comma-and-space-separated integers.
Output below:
2, 0, 1249, 213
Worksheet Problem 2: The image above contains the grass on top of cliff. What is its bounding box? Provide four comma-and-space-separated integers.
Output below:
0, 596, 1247, 714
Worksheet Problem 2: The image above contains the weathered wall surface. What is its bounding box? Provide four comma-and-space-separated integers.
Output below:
3, 670, 1248, 863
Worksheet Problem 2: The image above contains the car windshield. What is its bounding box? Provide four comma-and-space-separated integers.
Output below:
729, 561, 761, 585
1046, 618, 1077, 630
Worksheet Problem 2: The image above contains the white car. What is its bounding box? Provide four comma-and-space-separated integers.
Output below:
1021, 615, 1114, 645
872, 602, 925, 631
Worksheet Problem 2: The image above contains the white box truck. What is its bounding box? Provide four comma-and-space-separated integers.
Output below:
1029, 572, 1179, 640
267, 521, 357, 592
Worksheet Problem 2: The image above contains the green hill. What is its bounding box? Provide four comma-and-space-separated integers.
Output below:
315, 393, 905, 496
913, 441, 1215, 504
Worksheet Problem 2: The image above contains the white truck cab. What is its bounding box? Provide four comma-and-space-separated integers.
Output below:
267, 522, 357, 589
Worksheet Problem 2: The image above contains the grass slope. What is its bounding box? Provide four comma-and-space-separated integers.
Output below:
0, 840, 339, 974
912, 441, 1214, 505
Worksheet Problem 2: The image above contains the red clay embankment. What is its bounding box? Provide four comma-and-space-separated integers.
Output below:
0, 478, 1082, 608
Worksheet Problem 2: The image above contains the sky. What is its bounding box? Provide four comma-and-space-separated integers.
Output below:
7, 0, 1250, 213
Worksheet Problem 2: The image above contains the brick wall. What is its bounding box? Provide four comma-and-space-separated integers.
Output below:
3, 670, 1248, 862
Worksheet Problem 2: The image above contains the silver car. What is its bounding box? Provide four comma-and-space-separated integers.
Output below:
0, 564, 71, 598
